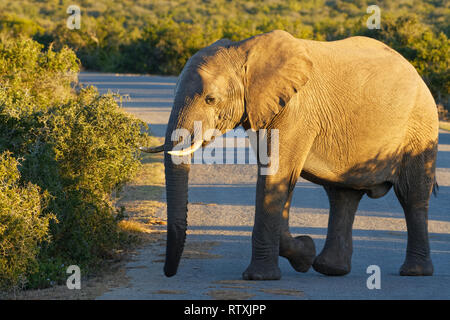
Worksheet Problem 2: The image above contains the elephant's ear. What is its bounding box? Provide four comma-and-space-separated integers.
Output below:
241, 30, 313, 129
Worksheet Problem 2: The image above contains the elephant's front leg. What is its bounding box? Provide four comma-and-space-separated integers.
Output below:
242, 173, 290, 280
242, 109, 317, 280
279, 189, 316, 272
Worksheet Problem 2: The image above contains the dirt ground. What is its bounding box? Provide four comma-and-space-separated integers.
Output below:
3, 227, 166, 300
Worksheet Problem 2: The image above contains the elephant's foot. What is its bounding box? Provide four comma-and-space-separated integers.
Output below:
312, 246, 351, 276
280, 235, 316, 273
399, 255, 433, 276
242, 261, 281, 280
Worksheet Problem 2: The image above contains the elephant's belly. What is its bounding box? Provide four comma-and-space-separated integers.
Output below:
301, 150, 398, 189
300, 169, 393, 198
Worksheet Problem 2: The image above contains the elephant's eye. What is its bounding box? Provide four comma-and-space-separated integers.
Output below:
205, 95, 216, 105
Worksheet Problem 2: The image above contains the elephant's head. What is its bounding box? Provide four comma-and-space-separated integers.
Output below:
144, 30, 312, 277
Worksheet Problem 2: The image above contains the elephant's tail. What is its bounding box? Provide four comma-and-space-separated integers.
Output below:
432, 179, 439, 197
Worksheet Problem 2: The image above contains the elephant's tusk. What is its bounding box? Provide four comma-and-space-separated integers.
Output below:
139, 145, 165, 153
168, 140, 203, 156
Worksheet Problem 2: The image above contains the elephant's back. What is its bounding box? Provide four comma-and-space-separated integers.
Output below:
301, 36, 420, 83
301, 35, 436, 134
299, 37, 438, 187
321, 36, 438, 145
304, 36, 413, 65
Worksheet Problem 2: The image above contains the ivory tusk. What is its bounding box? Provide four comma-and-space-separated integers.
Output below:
139, 145, 165, 153
168, 140, 203, 156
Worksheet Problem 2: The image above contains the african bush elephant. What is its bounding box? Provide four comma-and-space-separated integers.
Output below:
143, 30, 438, 280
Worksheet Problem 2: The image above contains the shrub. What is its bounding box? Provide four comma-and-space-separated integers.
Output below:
0, 0, 447, 107
0, 36, 79, 111
0, 151, 54, 290
0, 37, 150, 290
0, 13, 44, 38
34, 87, 148, 273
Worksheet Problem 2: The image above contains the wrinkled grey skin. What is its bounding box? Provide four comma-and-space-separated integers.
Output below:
156, 30, 438, 280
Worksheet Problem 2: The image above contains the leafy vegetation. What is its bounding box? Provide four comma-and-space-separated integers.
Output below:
0, 37, 149, 291
0, 152, 54, 290
0, 0, 448, 107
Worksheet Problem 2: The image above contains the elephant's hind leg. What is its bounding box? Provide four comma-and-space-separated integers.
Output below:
394, 149, 436, 276
313, 186, 364, 276
279, 189, 316, 272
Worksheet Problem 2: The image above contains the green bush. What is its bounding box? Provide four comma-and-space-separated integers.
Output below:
0, 151, 54, 290
361, 15, 449, 107
0, 13, 44, 38
34, 87, 147, 272
0, 37, 149, 290
1, 0, 447, 107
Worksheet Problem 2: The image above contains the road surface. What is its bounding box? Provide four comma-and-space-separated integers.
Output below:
79, 72, 450, 300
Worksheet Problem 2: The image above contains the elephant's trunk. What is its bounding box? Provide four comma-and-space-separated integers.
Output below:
163, 136, 191, 277
163, 150, 190, 277
162, 90, 215, 276
139, 131, 191, 276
